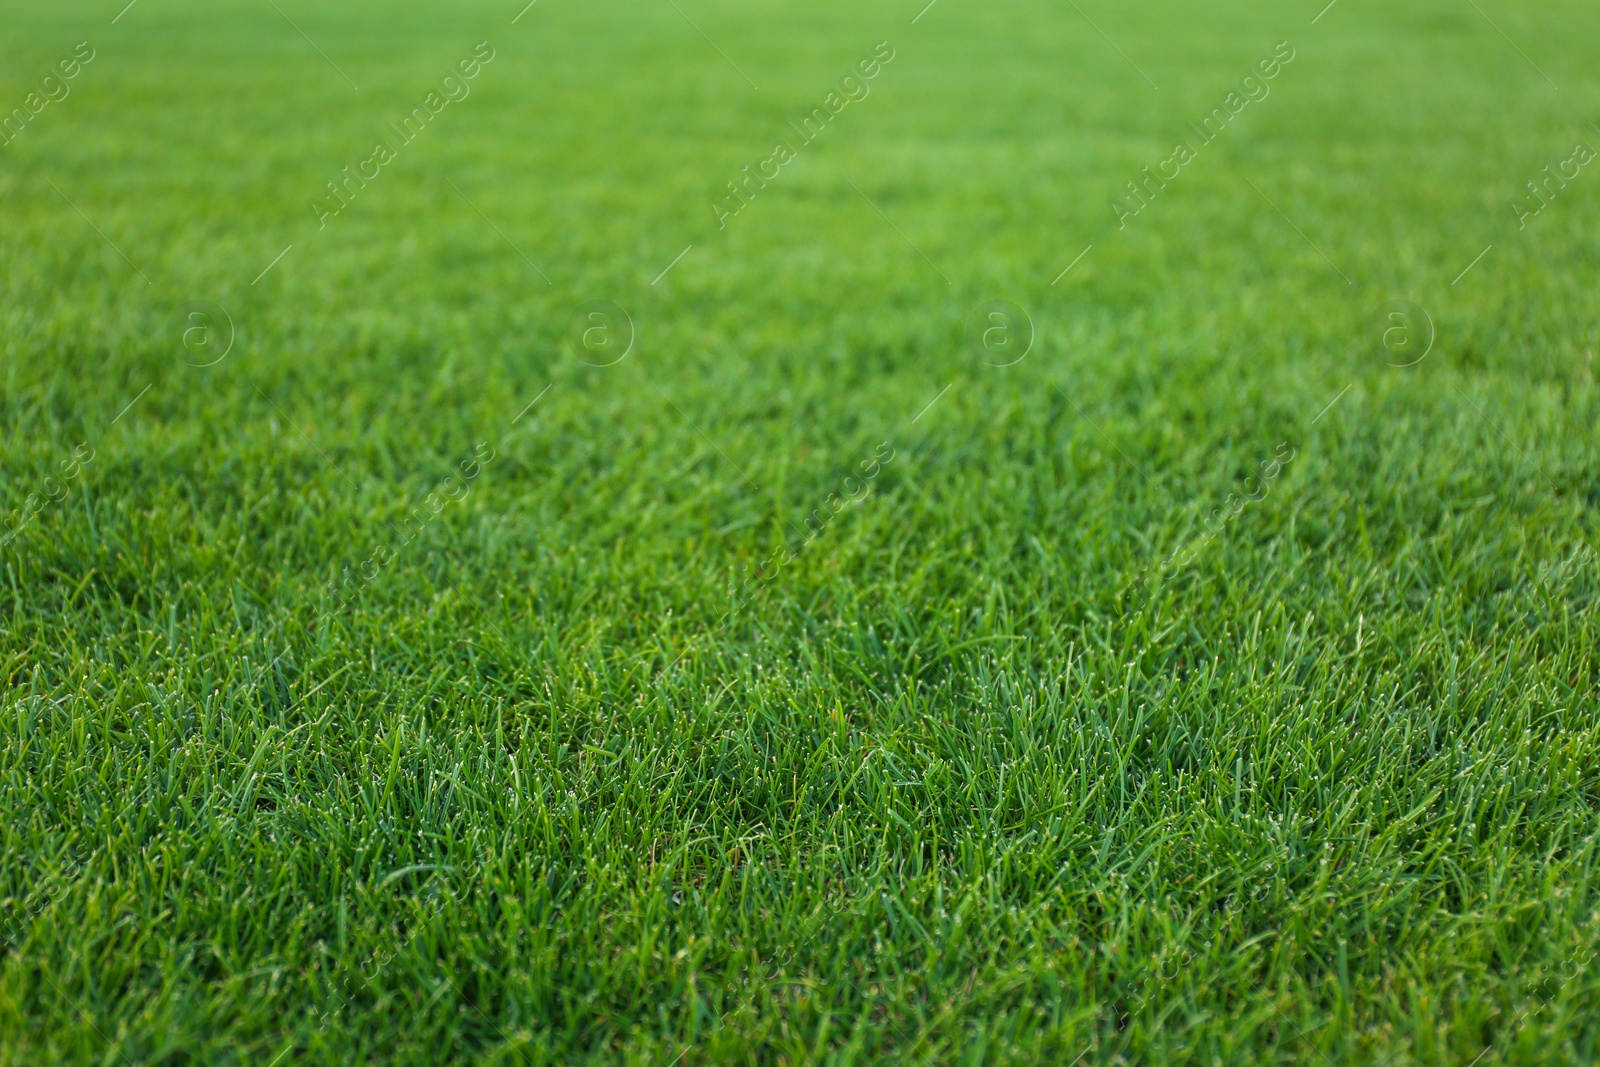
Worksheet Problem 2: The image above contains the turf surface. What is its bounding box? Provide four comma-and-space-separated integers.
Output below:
2, 0, 1599, 1062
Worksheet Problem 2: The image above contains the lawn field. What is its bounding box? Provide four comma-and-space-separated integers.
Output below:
2, 0, 1599, 1062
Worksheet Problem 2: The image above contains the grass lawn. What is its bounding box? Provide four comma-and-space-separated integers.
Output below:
2, 0, 1598, 1062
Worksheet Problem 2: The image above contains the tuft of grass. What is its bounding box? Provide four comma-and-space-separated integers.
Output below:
1, 0, 1598, 1062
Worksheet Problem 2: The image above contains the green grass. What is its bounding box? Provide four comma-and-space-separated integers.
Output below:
2, 0, 1599, 1062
